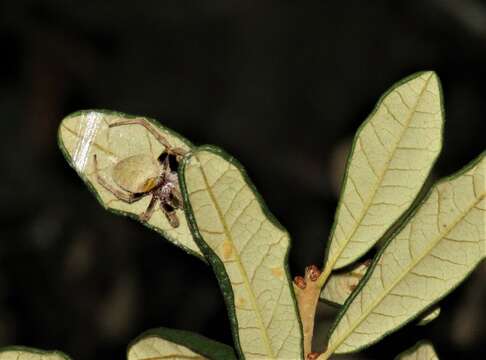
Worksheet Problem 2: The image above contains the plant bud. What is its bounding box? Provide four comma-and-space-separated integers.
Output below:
307, 352, 321, 360
306, 265, 322, 282
294, 276, 307, 289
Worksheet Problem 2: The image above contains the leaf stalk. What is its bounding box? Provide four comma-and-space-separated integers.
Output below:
294, 265, 323, 357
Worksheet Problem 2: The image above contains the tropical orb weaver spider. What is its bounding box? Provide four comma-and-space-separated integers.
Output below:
93, 119, 188, 227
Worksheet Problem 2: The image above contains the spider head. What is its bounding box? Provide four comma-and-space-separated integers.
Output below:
158, 152, 180, 172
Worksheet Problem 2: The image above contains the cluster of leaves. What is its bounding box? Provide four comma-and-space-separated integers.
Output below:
2, 72, 483, 359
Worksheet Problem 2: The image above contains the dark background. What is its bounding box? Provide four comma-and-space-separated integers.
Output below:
0, 1, 485, 359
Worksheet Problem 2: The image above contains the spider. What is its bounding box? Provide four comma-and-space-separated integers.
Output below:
93, 119, 188, 228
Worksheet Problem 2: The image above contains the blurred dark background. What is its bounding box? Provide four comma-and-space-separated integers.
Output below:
0, 1, 485, 359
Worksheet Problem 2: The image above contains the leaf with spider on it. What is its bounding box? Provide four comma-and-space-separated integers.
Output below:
58, 109, 204, 260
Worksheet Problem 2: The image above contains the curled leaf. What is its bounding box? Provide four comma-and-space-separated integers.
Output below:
0, 347, 72, 360
395, 341, 439, 360
324, 72, 443, 271
127, 327, 236, 360
58, 110, 203, 259
417, 307, 441, 326
180, 146, 303, 360
320, 261, 370, 306
322, 152, 485, 355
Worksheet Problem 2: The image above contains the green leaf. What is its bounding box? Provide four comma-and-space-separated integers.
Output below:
324, 72, 443, 271
127, 327, 237, 360
58, 109, 204, 259
0, 346, 72, 360
322, 152, 485, 356
319, 261, 441, 325
417, 307, 440, 326
395, 341, 439, 360
320, 260, 370, 306
180, 146, 303, 360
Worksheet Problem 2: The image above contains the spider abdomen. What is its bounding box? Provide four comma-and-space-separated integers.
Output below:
112, 154, 161, 193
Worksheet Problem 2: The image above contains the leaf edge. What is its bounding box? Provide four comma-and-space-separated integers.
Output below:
0, 346, 72, 360
393, 340, 438, 360
179, 144, 305, 360
325, 150, 486, 355
126, 326, 237, 360
322, 70, 445, 271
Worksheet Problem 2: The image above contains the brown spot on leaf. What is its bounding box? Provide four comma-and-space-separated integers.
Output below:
237, 297, 246, 307
271, 267, 284, 278
222, 240, 233, 260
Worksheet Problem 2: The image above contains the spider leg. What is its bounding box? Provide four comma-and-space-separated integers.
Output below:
108, 119, 172, 149
109, 119, 189, 159
161, 203, 180, 228
140, 195, 158, 222
161, 153, 170, 171
170, 188, 183, 209
171, 147, 188, 159
93, 154, 142, 204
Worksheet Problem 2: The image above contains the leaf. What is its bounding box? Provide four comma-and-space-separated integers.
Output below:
395, 341, 439, 360
417, 307, 440, 326
127, 327, 237, 360
0, 346, 72, 360
180, 146, 303, 360
321, 152, 485, 356
320, 260, 370, 306
319, 261, 441, 325
324, 72, 443, 271
58, 109, 204, 259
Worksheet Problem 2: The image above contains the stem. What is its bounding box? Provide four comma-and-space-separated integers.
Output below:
317, 348, 332, 360
296, 262, 336, 358
316, 263, 333, 288
294, 266, 323, 357
298, 264, 331, 359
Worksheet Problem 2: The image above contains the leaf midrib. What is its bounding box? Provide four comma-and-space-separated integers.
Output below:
62, 123, 117, 158
193, 154, 276, 359
328, 73, 434, 270
328, 190, 483, 354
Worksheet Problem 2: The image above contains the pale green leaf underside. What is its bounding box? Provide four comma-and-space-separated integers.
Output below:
128, 335, 207, 360
320, 264, 441, 326
320, 262, 441, 325
182, 147, 303, 360
58, 110, 203, 258
326, 153, 485, 355
320, 261, 369, 305
396, 341, 439, 360
0, 347, 72, 360
326, 72, 443, 270
127, 327, 236, 360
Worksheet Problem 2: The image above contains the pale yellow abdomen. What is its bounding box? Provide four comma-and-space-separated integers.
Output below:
112, 154, 161, 193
